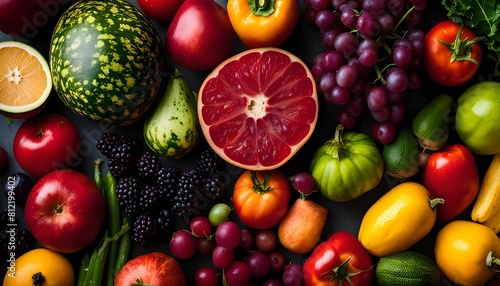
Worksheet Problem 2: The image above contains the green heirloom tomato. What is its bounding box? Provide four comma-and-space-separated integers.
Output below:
310, 124, 384, 202
455, 81, 500, 155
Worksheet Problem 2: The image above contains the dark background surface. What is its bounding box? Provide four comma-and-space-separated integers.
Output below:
0, 0, 496, 285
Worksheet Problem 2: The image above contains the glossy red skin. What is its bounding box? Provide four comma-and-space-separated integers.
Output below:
422, 144, 479, 222
423, 20, 482, 86
303, 231, 374, 286
165, 0, 236, 71
24, 169, 105, 253
13, 113, 80, 180
115, 252, 187, 286
0, 0, 63, 37
136, 0, 185, 23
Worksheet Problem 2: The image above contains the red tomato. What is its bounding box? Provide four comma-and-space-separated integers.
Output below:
232, 170, 291, 229
422, 144, 479, 222
13, 113, 80, 180
423, 20, 482, 86
165, 0, 236, 71
303, 231, 374, 286
136, 0, 185, 23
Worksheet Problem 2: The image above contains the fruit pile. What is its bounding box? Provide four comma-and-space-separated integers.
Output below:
305, 0, 427, 144
96, 132, 226, 247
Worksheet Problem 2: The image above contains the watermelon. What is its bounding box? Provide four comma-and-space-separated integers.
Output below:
49, 0, 164, 126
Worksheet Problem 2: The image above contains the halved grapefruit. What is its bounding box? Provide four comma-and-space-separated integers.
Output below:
198, 47, 318, 170
0, 41, 52, 118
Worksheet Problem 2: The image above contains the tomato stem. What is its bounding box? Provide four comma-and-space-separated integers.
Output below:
250, 171, 273, 194
438, 25, 485, 65
320, 256, 373, 284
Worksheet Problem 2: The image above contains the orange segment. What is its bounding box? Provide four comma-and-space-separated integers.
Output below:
198, 47, 318, 170
0, 41, 52, 117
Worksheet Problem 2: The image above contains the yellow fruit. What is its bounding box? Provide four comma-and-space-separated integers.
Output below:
0, 41, 52, 118
358, 182, 441, 257
435, 220, 500, 286
3, 248, 74, 286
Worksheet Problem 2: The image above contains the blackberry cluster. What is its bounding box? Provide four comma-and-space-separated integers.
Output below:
157, 167, 182, 204
96, 133, 141, 178
131, 214, 157, 248
172, 169, 226, 219
196, 148, 224, 176
0, 210, 35, 259
137, 152, 162, 182
97, 133, 228, 247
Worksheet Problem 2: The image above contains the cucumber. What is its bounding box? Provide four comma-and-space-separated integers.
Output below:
143, 69, 201, 158
376, 251, 444, 286
412, 94, 454, 150
383, 126, 419, 179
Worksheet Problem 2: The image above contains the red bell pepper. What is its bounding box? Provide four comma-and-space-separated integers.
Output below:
303, 231, 374, 286
422, 144, 479, 222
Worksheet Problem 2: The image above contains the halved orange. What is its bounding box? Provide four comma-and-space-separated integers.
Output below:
0, 41, 52, 118
198, 47, 318, 170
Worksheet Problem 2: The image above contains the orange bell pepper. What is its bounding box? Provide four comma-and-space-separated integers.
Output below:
227, 0, 299, 48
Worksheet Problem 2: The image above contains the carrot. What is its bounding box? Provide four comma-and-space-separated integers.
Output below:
277, 198, 328, 254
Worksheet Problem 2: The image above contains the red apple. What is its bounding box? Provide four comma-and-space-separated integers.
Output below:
24, 169, 105, 253
115, 252, 187, 286
13, 113, 80, 180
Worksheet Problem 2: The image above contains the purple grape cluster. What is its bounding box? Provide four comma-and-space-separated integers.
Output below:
305, 0, 427, 144
170, 214, 304, 286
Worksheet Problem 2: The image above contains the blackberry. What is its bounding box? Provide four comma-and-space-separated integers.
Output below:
156, 208, 174, 234
137, 152, 162, 182
116, 176, 143, 218
96, 132, 120, 158
196, 148, 224, 176
96, 133, 141, 178
1, 227, 35, 258
201, 176, 226, 205
138, 184, 161, 214
157, 167, 181, 204
173, 170, 209, 218
131, 214, 157, 248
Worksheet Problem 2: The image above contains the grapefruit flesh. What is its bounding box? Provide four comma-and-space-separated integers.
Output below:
198, 48, 318, 170
0, 41, 52, 118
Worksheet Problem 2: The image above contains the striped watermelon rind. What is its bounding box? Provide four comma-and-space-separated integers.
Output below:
49, 0, 164, 126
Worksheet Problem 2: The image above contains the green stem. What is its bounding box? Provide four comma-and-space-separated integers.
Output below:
437, 25, 486, 65
114, 217, 132, 277
77, 252, 90, 286
94, 159, 104, 193
103, 172, 120, 286
329, 124, 350, 161
250, 171, 273, 194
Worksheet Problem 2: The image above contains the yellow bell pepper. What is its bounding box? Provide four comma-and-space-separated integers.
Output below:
227, 0, 299, 48
358, 182, 442, 257
435, 220, 500, 286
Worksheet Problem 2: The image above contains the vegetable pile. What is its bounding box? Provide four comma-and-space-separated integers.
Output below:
1, 0, 500, 285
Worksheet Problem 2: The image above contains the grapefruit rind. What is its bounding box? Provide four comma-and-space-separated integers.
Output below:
0, 41, 52, 117
198, 47, 318, 170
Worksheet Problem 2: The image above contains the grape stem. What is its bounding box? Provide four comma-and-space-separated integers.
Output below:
389, 6, 415, 36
